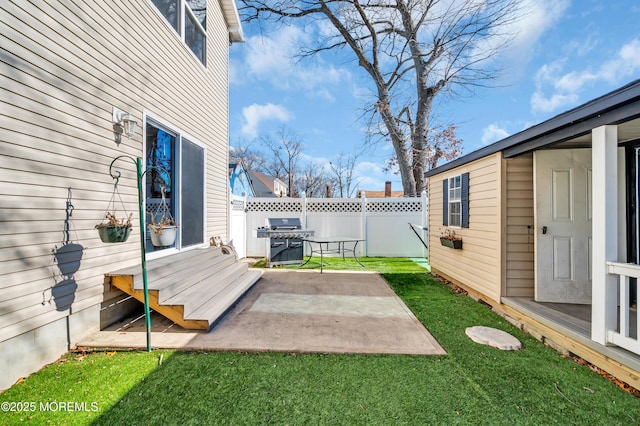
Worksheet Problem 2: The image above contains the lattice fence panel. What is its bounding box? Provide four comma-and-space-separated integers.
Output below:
246, 200, 302, 213
367, 200, 422, 213
306, 200, 362, 213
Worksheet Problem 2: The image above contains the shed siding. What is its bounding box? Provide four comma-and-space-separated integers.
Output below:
0, 0, 232, 390
504, 154, 535, 297
428, 153, 502, 303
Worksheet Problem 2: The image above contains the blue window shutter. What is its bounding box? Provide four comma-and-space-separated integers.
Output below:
461, 172, 470, 228
442, 179, 448, 226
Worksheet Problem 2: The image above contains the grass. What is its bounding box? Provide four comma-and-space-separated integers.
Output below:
1, 258, 638, 425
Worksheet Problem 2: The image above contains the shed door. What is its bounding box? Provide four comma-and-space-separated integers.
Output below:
535, 149, 592, 304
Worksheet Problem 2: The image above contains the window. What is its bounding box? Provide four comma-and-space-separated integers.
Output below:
443, 173, 469, 228
448, 175, 462, 227
151, 0, 179, 33
145, 119, 205, 254
151, 0, 207, 65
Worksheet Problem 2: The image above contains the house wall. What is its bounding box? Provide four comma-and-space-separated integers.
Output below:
427, 152, 503, 303
504, 153, 535, 297
0, 0, 232, 391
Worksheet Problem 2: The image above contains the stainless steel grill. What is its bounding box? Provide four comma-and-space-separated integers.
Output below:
256, 218, 314, 267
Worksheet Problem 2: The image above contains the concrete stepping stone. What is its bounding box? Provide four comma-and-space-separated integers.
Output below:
465, 326, 522, 350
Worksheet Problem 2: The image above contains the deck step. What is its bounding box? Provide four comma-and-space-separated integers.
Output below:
187, 268, 263, 325
110, 247, 233, 293
156, 255, 237, 301
107, 247, 262, 330
164, 262, 249, 316
108, 247, 223, 279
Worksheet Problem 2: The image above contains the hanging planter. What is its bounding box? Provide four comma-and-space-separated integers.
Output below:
147, 186, 178, 247
96, 213, 133, 243
97, 168, 134, 244
149, 223, 177, 246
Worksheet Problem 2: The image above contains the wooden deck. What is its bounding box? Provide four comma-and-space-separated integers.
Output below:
501, 297, 640, 390
107, 247, 262, 330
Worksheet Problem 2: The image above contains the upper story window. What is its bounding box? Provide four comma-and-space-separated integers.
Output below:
151, 0, 207, 66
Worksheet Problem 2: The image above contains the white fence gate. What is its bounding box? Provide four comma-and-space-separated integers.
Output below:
231, 192, 428, 259
229, 194, 247, 258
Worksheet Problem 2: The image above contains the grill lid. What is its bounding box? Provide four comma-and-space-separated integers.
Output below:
266, 217, 302, 230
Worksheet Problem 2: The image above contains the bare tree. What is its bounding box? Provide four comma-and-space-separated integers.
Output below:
230, 143, 268, 173
261, 127, 304, 196
241, 0, 524, 196
385, 124, 463, 174
296, 161, 328, 197
329, 152, 361, 198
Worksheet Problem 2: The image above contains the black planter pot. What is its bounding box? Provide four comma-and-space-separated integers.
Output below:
440, 237, 462, 249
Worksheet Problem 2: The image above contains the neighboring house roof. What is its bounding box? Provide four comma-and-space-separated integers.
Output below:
228, 159, 255, 197
425, 79, 640, 177
248, 170, 288, 197
356, 190, 404, 198
356, 181, 404, 198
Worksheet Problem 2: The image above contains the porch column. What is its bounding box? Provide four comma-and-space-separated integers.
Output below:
591, 125, 618, 345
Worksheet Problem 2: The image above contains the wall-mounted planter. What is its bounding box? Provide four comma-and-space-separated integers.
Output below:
440, 237, 462, 249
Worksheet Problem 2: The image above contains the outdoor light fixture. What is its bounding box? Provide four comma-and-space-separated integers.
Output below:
112, 107, 138, 138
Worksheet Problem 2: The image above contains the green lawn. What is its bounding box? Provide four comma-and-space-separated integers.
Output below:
1, 258, 638, 425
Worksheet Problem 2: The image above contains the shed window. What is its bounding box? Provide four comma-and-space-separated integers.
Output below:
443, 173, 469, 228
448, 176, 462, 226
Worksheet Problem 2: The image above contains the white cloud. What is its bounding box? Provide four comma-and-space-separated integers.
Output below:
472, 0, 570, 68
531, 38, 640, 113
510, 0, 570, 53
481, 124, 510, 145
241, 103, 292, 138
530, 90, 579, 114
562, 32, 598, 58
352, 161, 396, 194
241, 25, 350, 98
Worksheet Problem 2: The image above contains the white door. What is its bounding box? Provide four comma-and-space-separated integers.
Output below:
534, 149, 592, 304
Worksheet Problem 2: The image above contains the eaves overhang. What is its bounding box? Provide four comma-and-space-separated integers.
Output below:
219, 0, 245, 43
425, 79, 640, 178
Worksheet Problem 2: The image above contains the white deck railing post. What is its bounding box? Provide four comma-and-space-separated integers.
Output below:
591, 125, 619, 345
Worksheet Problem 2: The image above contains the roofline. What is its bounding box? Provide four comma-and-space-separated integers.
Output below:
219, 0, 245, 43
425, 79, 640, 178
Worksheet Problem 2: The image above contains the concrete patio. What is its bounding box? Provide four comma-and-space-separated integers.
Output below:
78, 269, 446, 355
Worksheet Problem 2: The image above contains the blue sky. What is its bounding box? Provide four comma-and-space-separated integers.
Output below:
229, 1, 640, 194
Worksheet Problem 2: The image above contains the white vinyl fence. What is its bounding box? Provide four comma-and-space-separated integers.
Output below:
230, 192, 428, 259
229, 195, 247, 258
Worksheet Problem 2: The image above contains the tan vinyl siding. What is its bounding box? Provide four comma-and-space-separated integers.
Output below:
504, 154, 535, 297
0, 0, 231, 352
204, 0, 231, 237
428, 152, 503, 303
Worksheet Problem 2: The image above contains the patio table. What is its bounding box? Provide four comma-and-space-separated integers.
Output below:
301, 236, 365, 273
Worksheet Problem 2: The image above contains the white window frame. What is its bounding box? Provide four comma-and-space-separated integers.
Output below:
149, 0, 207, 66
143, 113, 207, 260
448, 175, 462, 228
